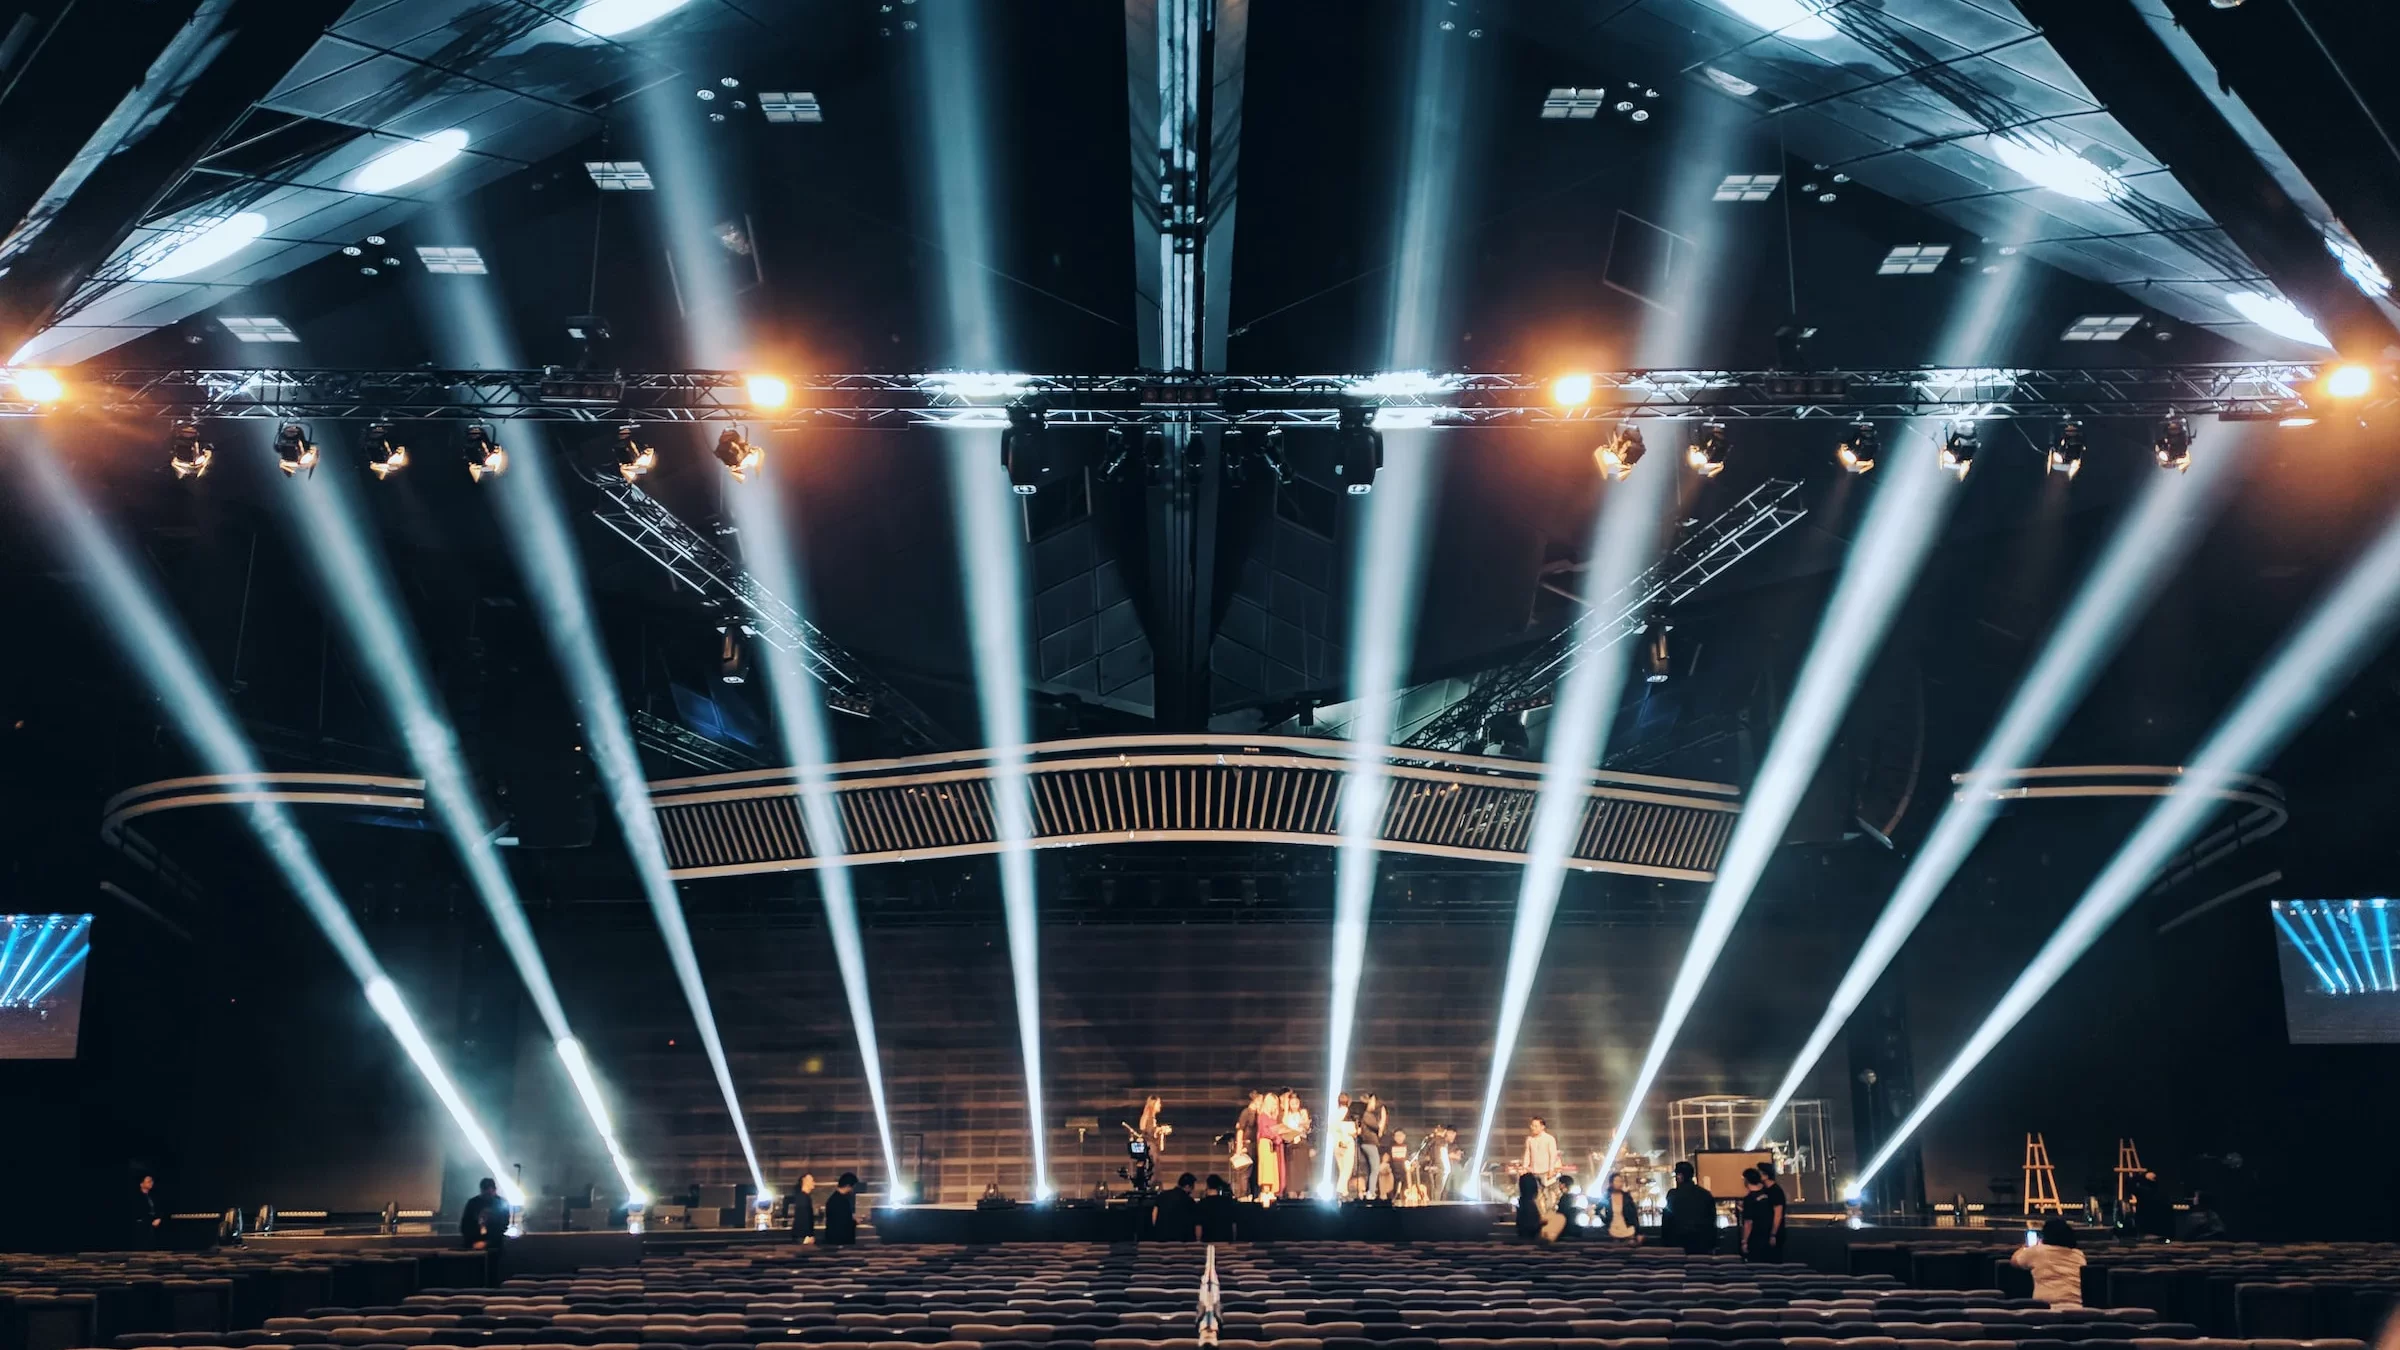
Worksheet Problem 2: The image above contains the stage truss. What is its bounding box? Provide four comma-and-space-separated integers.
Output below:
0, 363, 2364, 424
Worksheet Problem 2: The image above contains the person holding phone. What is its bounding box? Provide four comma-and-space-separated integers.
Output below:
2011, 1217, 2087, 1306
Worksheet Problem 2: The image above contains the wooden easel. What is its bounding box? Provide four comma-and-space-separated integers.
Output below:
2115, 1138, 2144, 1203
2023, 1133, 2064, 1215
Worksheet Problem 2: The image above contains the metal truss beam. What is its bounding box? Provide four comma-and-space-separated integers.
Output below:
1, 364, 2365, 424
583, 470, 948, 754
1403, 479, 1809, 752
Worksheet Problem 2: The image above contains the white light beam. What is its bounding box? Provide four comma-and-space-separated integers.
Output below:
1602, 429, 1959, 1177
1851, 491, 2400, 1194
1745, 444, 2241, 1145
22, 437, 520, 1203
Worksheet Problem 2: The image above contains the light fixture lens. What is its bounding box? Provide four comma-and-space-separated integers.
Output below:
745, 373, 792, 408
136, 212, 268, 280
570, 0, 695, 37
347, 129, 470, 193
1551, 373, 1593, 407
11, 369, 64, 404
2326, 363, 2372, 399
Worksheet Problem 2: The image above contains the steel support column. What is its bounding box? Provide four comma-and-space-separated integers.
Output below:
1124, 0, 1246, 728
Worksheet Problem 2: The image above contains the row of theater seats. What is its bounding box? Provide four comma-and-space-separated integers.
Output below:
1846, 1243, 2400, 1342
3, 1241, 2391, 1350
0, 1251, 492, 1350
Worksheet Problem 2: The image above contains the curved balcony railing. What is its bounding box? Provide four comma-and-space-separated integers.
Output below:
646, 735, 1743, 882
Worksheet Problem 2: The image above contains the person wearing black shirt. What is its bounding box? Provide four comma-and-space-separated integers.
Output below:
1738, 1168, 1778, 1262
1659, 1161, 1718, 1255
1197, 1174, 1240, 1241
1356, 1095, 1387, 1200
1756, 1160, 1789, 1261
460, 1177, 509, 1259
1152, 1173, 1199, 1241
789, 1173, 817, 1244
821, 1172, 859, 1247
132, 1174, 162, 1248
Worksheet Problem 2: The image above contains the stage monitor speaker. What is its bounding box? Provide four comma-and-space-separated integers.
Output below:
1692, 1149, 1775, 1199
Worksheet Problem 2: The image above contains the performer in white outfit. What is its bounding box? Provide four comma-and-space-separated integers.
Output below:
1332, 1093, 1359, 1198
1521, 1117, 1562, 1182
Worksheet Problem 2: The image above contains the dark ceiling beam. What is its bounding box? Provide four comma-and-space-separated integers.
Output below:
0, 0, 352, 360
2018, 0, 2397, 358
0, 0, 205, 262
2156, 0, 2400, 308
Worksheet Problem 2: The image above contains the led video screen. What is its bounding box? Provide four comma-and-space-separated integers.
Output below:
2271, 900, 2400, 1044
0, 914, 93, 1060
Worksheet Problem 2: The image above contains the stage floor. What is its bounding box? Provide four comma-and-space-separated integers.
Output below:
870, 1200, 1509, 1244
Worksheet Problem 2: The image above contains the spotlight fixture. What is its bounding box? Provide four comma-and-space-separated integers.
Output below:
2153, 416, 2193, 472
1595, 425, 1645, 480
1834, 421, 1878, 474
1685, 421, 1728, 478
1551, 372, 1595, 407
1221, 427, 1290, 488
718, 626, 752, 685
2048, 420, 2086, 479
10, 368, 64, 404
365, 423, 409, 479
714, 427, 764, 482
1000, 404, 1054, 494
614, 424, 658, 483
1938, 421, 1979, 480
744, 373, 791, 409
1333, 405, 1383, 494
168, 422, 214, 479
464, 424, 508, 483
274, 422, 319, 478
2325, 363, 2371, 399
1642, 613, 1673, 684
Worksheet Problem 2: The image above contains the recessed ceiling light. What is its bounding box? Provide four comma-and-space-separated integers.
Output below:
1989, 134, 2122, 203
1714, 0, 1837, 41
2223, 290, 2332, 348
584, 160, 655, 190
1878, 244, 1948, 276
1702, 67, 1759, 97
570, 0, 694, 38
2061, 314, 2140, 341
1541, 88, 1607, 119
759, 91, 823, 123
135, 212, 268, 280
1713, 173, 1780, 202
221, 315, 300, 343
348, 128, 470, 193
416, 245, 487, 275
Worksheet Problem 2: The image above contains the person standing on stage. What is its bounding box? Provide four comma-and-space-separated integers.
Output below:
1281, 1091, 1312, 1198
132, 1174, 163, 1248
822, 1172, 859, 1246
1757, 1159, 1789, 1261
1231, 1093, 1259, 1198
1253, 1092, 1287, 1199
1384, 1129, 1411, 1203
789, 1173, 817, 1244
1521, 1117, 1561, 1183
1739, 1168, 1779, 1262
1660, 1160, 1718, 1255
1357, 1094, 1387, 1199
1332, 1093, 1358, 1198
